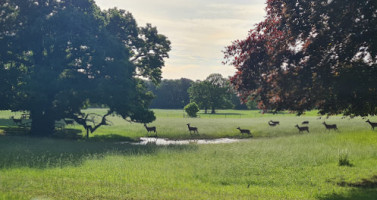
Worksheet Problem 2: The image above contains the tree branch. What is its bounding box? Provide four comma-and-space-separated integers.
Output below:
72, 110, 113, 136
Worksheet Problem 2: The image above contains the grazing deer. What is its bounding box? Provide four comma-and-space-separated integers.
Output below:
269, 120, 280, 125
10, 116, 23, 125
366, 119, 377, 130
63, 119, 75, 126
322, 122, 338, 131
144, 124, 157, 135
295, 125, 309, 133
302, 121, 309, 125
268, 121, 278, 127
187, 123, 199, 134
237, 127, 251, 135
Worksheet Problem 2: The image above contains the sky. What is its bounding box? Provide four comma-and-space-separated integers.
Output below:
94, 0, 266, 80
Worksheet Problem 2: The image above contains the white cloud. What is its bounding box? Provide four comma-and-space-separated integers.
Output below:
95, 0, 266, 80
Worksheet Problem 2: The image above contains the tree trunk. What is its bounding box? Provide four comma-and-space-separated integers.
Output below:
86, 128, 90, 139
204, 108, 208, 114
30, 110, 55, 137
211, 107, 216, 114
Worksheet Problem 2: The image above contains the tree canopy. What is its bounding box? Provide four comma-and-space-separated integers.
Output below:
0, 0, 171, 137
224, 0, 377, 116
188, 74, 233, 114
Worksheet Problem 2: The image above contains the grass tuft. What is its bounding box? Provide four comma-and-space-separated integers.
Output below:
338, 149, 353, 167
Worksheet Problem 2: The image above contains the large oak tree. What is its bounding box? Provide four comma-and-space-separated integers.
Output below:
224, 0, 377, 116
0, 0, 170, 137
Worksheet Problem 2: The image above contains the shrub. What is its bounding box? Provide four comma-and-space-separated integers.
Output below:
184, 102, 200, 118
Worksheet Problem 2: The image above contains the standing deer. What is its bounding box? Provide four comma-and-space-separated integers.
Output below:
322, 122, 338, 131
187, 123, 199, 134
237, 127, 251, 135
10, 116, 23, 125
295, 125, 309, 133
144, 124, 157, 135
366, 119, 377, 130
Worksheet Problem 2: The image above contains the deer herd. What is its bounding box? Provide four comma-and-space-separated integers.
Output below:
140, 117, 377, 137
8, 114, 377, 137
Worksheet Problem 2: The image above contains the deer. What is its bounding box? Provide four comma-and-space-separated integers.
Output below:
63, 119, 75, 126
144, 124, 157, 135
237, 127, 251, 135
302, 121, 309, 125
269, 120, 280, 125
268, 121, 278, 127
322, 122, 338, 131
366, 119, 377, 130
10, 116, 23, 125
187, 123, 199, 134
295, 125, 309, 133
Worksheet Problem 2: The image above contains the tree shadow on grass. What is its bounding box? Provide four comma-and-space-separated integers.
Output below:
0, 126, 30, 136
0, 119, 17, 126
318, 176, 377, 200
319, 189, 377, 200
0, 135, 197, 170
0, 126, 83, 139
52, 128, 83, 140
90, 134, 136, 142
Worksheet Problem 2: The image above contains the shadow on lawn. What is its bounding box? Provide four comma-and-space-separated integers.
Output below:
319, 189, 377, 200
90, 134, 136, 142
0, 126, 83, 139
319, 176, 377, 200
0, 134, 197, 170
0, 118, 18, 126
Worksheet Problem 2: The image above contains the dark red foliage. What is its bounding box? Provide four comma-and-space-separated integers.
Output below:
224, 0, 377, 116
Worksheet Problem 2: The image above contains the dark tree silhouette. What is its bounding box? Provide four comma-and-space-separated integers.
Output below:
0, 0, 170, 137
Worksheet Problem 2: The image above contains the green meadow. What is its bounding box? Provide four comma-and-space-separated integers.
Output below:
1, 109, 377, 199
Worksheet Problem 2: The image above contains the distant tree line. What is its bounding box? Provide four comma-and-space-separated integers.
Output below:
146, 78, 193, 109
146, 74, 256, 111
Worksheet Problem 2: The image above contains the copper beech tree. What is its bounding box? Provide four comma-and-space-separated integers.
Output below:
224, 0, 377, 116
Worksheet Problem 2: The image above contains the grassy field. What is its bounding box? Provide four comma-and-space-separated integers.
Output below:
1, 109, 377, 199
